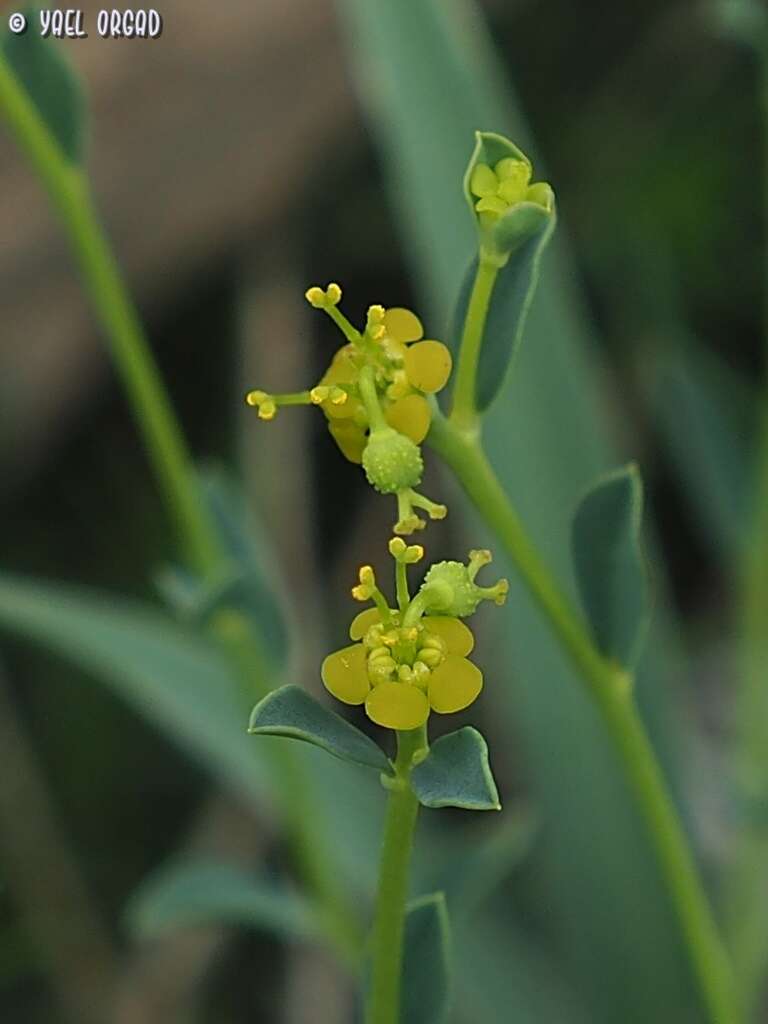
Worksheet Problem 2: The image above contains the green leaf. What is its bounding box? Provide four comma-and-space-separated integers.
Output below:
126, 860, 317, 941
410, 727, 500, 810
1, 7, 85, 163
571, 465, 649, 667
401, 893, 451, 1024
0, 571, 271, 805
249, 685, 391, 774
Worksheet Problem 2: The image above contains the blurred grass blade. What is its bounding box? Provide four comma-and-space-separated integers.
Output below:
401, 893, 451, 1024
199, 465, 291, 668
1, 8, 85, 162
651, 342, 753, 558
249, 685, 391, 774
126, 861, 317, 941
337, 1, 697, 1019
571, 465, 648, 667
0, 572, 271, 805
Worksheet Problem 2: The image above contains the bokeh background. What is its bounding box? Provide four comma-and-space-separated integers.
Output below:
0, 0, 764, 1021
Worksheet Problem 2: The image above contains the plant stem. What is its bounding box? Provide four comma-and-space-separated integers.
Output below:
0, 57, 221, 579
449, 257, 498, 431
427, 413, 741, 1024
367, 726, 425, 1024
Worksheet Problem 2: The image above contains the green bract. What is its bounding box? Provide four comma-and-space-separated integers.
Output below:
463, 131, 553, 268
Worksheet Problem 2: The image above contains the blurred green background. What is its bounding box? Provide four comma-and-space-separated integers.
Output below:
0, 0, 763, 1021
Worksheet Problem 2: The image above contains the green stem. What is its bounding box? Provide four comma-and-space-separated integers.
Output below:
427, 414, 740, 1024
0, 56, 220, 579
449, 257, 498, 431
359, 365, 387, 431
367, 726, 425, 1024
395, 561, 409, 612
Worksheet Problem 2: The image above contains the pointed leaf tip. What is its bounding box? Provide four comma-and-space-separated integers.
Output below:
401, 892, 452, 1024
571, 464, 649, 668
410, 726, 500, 810
249, 685, 391, 773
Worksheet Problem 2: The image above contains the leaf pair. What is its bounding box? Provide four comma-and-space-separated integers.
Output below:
249, 686, 501, 812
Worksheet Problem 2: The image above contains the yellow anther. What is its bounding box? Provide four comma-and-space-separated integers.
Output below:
326, 282, 342, 305
404, 544, 423, 564
330, 387, 348, 406
418, 647, 443, 669
389, 537, 407, 558
368, 646, 392, 663
371, 324, 386, 341
403, 627, 419, 643
382, 630, 399, 648
245, 389, 268, 407
493, 579, 510, 606
351, 584, 369, 602
359, 565, 375, 587
258, 400, 277, 421
310, 386, 330, 404
412, 662, 431, 688
368, 304, 386, 324
305, 286, 326, 308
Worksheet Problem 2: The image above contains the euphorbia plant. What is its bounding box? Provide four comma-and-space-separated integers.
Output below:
0, 19, 741, 1020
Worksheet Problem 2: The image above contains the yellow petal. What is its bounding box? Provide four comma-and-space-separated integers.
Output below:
404, 341, 453, 394
525, 182, 554, 211
423, 616, 475, 657
328, 421, 366, 463
469, 163, 499, 198
385, 394, 432, 444
383, 307, 423, 344
495, 157, 531, 183
428, 655, 483, 714
321, 644, 370, 705
365, 681, 430, 730
322, 346, 358, 385
475, 195, 508, 215
349, 606, 383, 640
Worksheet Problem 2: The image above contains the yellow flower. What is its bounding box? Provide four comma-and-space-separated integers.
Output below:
321, 607, 481, 730
469, 156, 553, 226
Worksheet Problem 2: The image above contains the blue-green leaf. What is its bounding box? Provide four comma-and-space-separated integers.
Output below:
249, 685, 391, 774
0, 572, 270, 805
410, 727, 500, 811
401, 893, 451, 1024
571, 465, 649, 667
1, 8, 86, 163
126, 861, 316, 941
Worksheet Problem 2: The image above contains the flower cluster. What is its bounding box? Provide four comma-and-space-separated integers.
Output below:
246, 284, 452, 535
321, 539, 508, 730
469, 155, 553, 228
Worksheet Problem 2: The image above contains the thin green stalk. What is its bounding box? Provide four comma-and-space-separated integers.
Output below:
0, 55, 360, 957
0, 56, 220, 579
449, 257, 498, 431
428, 413, 740, 1024
367, 726, 425, 1024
